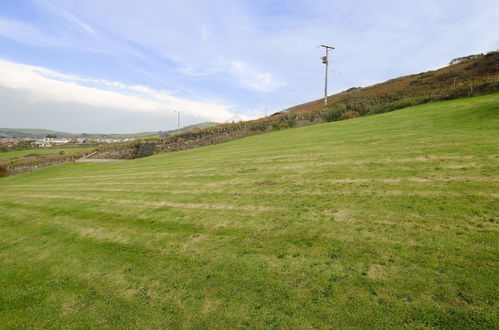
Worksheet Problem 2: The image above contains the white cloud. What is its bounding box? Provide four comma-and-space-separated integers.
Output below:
0, 59, 234, 122
229, 60, 285, 92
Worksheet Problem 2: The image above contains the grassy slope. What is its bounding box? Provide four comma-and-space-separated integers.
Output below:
0, 147, 94, 160
0, 95, 498, 328
0, 128, 71, 138
281, 51, 498, 115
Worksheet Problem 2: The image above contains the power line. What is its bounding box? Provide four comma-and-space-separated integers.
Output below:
335, 1, 499, 62
336, 68, 350, 89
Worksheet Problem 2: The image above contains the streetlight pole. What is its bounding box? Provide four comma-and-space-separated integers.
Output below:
321, 44, 335, 106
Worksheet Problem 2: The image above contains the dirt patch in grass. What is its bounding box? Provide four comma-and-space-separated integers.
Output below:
367, 264, 385, 280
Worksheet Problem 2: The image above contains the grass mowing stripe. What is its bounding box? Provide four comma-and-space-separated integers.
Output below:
2, 184, 498, 200
17, 194, 280, 212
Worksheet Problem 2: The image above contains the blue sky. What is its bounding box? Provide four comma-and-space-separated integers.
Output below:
0, 0, 498, 133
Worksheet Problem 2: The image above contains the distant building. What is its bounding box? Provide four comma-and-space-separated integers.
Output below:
32, 139, 51, 147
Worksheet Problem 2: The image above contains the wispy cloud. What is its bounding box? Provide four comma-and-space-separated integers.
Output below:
230, 60, 285, 92
34, 0, 98, 36
0, 17, 66, 48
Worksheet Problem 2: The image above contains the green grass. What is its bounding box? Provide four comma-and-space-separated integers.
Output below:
0, 94, 498, 328
0, 147, 94, 160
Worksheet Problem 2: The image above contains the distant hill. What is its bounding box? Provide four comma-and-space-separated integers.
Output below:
0, 128, 72, 139
0, 122, 219, 139
159, 122, 219, 137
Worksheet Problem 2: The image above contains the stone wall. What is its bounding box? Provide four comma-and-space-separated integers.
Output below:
93, 144, 139, 159
2, 152, 87, 176
136, 141, 157, 158
156, 112, 327, 153
92, 141, 158, 159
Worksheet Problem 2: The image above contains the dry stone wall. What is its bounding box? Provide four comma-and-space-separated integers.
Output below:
1, 152, 87, 176
92, 143, 139, 159
156, 112, 328, 153
136, 141, 157, 158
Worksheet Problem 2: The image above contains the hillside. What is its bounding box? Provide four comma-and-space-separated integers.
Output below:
0, 95, 498, 328
158, 122, 219, 137
280, 51, 499, 115
143, 51, 498, 159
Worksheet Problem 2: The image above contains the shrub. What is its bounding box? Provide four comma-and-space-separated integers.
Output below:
322, 103, 348, 122
142, 137, 162, 142
340, 111, 360, 120
0, 164, 8, 177
250, 123, 267, 132
272, 123, 286, 130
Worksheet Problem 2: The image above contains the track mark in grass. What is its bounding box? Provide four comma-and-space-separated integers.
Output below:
332, 210, 350, 223
22, 194, 280, 212
291, 177, 499, 184
258, 180, 277, 186
5, 186, 498, 199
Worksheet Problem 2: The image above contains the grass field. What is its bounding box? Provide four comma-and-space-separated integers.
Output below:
0, 147, 94, 160
0, 94, 498, 328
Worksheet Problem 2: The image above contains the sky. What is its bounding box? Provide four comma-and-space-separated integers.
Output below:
0, 0, 498, 133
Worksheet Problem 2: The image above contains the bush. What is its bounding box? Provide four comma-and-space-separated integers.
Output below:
142, 137, 162, 142
272, 123, 287, 130
340, 111, 360, 120
0, 164, 8, 177
322, 103, 347, 122
250, 123, 267, 132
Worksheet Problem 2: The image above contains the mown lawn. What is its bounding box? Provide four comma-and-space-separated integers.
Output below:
0, 147, 94, 160
0, 94, 498, 328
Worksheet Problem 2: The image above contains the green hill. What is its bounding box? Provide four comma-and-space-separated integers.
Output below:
0, 122, 219, 139
0, 128, 71, 139
0, 94, 498, 328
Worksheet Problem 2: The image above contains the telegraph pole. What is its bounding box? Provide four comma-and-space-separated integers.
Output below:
174, 110, 183, 129
321, 44, 335, 106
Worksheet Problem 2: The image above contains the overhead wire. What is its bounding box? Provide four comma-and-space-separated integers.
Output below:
333, 1, 499, 63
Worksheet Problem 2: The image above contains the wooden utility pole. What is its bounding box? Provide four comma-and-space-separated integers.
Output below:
174, 110, 183, 129
321, 44, 335, 106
